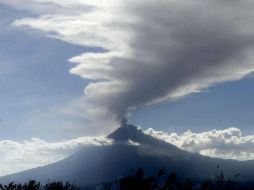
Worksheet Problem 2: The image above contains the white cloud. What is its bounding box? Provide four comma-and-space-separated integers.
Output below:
0, 0, 90, 14
1, 127, 254, 176
145, 127, 254, 161
0, 136, 112, 176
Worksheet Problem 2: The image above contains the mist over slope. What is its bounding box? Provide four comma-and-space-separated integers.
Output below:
1, 123, 254, 186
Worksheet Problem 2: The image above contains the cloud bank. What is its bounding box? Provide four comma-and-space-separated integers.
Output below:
145, 127, 254, 161
1, 0, 254, 124
0, 136, 111, 176
2, 127, 254, 176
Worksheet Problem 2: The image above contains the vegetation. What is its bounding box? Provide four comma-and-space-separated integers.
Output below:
99, 168, 192, 190
2, 166, 254, 190
0, 181, 78, 190
99, 166, 254, 190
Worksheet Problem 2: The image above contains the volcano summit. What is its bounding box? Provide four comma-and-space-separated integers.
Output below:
1, 123, 254, 188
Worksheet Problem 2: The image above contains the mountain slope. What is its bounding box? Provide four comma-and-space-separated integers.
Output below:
1, 124, 254, 186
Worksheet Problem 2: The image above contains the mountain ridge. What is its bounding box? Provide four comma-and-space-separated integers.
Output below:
1, 124, 254, 187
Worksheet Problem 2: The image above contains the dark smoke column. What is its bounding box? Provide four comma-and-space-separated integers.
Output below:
120, 118, 128, 128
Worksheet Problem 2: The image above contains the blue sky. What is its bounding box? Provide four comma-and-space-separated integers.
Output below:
130, 76, 254, 134
0, 2, 254, 141
0, 4, 88, 140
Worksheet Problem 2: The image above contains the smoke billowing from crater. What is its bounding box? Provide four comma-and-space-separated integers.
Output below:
9, 0, 254, 125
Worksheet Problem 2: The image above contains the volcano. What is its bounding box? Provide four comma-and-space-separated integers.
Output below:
1, 124, 254, 188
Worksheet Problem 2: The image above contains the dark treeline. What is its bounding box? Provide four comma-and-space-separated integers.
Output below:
2, 166, 254, 190
0, 181, 78, 190
99, 167, 254, 190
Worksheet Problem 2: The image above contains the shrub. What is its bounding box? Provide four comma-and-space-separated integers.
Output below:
0, 181, 78, 190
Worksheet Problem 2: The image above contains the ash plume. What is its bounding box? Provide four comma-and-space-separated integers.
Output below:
8, 0, 254, 125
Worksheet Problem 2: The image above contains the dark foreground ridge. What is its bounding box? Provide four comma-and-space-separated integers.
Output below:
1, 123, 254, 188
2, 168, 254, 190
